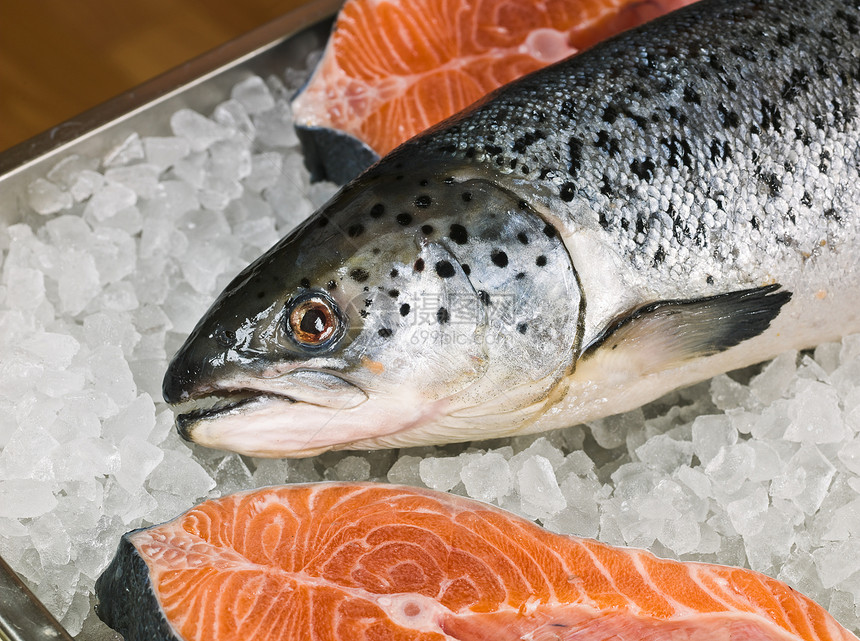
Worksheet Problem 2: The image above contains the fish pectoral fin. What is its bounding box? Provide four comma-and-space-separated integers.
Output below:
578, 284, 792, 378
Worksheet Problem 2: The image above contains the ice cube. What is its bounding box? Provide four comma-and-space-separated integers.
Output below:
635, 434, 694, 473
46, 154, 99, 188
460, 452, 512, 503
329, 456, 372, 482
0, 479, 57, 518
676, 465, 713, 499
84, 181, 137, 221
27, 177, 73, 215
838, 436, 860, 474
772, 444, 836, 514
785, 380, 848, 443
56, 251, 101, 315
726, 485, 769, 536
171, 152, 207, 188
710, 373, 755, 411
142, 136, 191, 169
252, 459, 291, 487
705, 443, 755, 495
750, 350, 797, 404
4, 266, 45, 310
815, 341, 842, 375
419, 456, 462, 491
207, 140, 252, 183
83, 312, 141, 357
170, 109, 231, 151
30, 512, 72, 566
232, 75, 276, 114
87, 345, 137, 406
387, 455, 425, 486
813, 540, 860, 588
691, 414, 737, 465
147, 449, 215, 498
103, 133, 145, 167
212, 454, 255, 496
253, 102, 300, 148
588, 409, 642, 450
244, 152, 284, 193
213, 99, 256, 139
102, 393, 156, 442
69, 170, 106, 202
517, 455, 566, 520
546, 473, 601, 538
104, 164, 161, 199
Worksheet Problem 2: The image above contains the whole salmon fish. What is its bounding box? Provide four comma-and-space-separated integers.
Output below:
163, 0, 860, 457
96, 483, 859, 641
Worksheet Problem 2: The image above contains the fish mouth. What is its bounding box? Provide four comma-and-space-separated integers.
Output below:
168, 370, 372, 456
173, 390, 295, 441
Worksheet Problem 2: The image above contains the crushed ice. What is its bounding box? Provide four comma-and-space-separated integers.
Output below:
0, 61, 858, 638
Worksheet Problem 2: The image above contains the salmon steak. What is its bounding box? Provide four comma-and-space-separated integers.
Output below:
95, 483, 858, 641
291, 0, 699, 181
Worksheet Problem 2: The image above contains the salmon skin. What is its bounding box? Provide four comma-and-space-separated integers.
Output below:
95, 483, 858, 641
163, 0, 860, 457
292, 0, 701, 183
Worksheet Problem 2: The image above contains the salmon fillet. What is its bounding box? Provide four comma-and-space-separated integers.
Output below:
96, 483, 858, 641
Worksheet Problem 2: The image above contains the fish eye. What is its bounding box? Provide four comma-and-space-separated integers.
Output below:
286, 292, 342, 349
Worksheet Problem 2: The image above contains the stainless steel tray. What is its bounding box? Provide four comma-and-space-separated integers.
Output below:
0, 1, 340, 637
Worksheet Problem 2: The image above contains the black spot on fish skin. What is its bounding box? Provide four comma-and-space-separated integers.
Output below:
485, 144, 503, 156
378, 328, 393, 338
461, 192, 472, 202
326, 280, 337, 291
491, 250, 509, 268
390, 269, 399, 278
415, 195, 432, 208
449, 224, 468, 245
560, 182, 576, 202
318, 216, 329, 228
350, 268, 369, 283
370, 203, 385, 218
517, 323, 528, 334
477, 290, 491, 306
400, 303, 410, 316
364, 299, 373, 308
652, 246, 666, 266
517, 232, 529, 244
630, 158, 656, 181
568, 137, 583, 177
437, 307, 450, 324
461, 264, 471, 276
421, 224, 434, 235
718, 104, 740, 128
515, 272, 526, 280
543, 224, 556, 238
595, 130, 620, 156
706, 275, 715, 285
536, 255, 547, 267
257, 291, 266, 299
299, 278, 310, 289
436, 261, 456, 278
762, 172, 781, 197
396, 213, 412, 226
801, 191, 813, 207
347, 224, 364, 238
683, 85, 701, 105
388, 289, 399, 298
602, 103, 619, 124
414, 258, 425, 272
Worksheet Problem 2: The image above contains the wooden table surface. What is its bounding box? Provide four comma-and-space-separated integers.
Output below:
0, 0, 313, 152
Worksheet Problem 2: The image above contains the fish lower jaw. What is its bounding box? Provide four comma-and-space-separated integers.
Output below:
173, 390, 294, 439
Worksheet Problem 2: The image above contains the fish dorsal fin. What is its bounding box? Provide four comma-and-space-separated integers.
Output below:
579, 284, 792, 377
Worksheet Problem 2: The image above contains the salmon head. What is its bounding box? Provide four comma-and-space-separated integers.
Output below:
163, 164, 581, 457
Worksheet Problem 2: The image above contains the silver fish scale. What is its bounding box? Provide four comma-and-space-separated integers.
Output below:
386, 0, 860, 295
